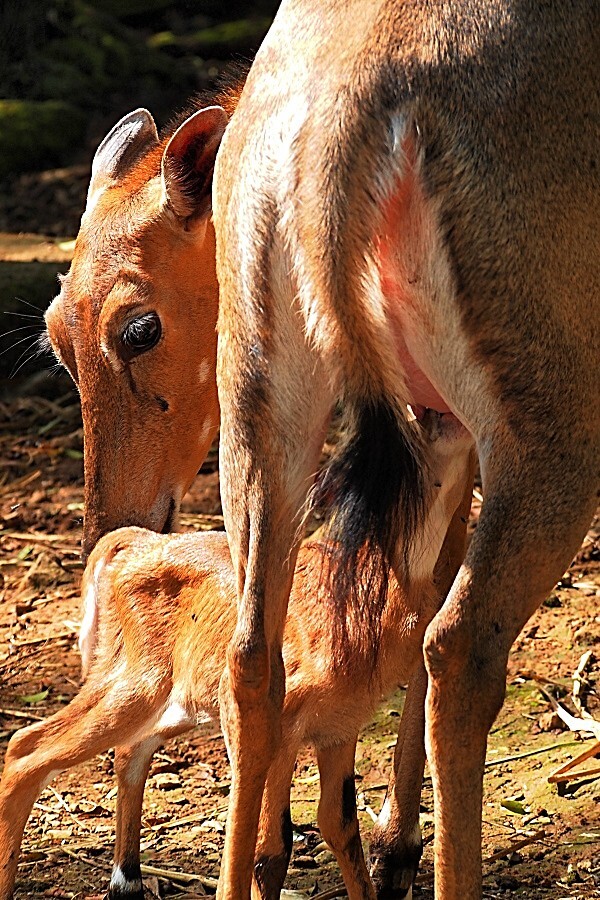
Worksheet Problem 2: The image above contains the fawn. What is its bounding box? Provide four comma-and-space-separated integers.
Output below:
0, 412, 472, 900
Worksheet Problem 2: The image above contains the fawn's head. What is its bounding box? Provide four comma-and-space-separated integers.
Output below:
45, 105, 227, 558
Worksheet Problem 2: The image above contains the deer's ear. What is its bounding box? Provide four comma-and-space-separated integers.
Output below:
161, 106, 227, 226
87, 109, 159, 208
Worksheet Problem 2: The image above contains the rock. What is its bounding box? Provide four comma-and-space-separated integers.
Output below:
292, 855, 318, 869
315, 850, 336, 865
152, 771, 181, 790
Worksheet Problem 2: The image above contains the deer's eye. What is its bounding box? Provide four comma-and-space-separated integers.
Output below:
121, 312, 161, 355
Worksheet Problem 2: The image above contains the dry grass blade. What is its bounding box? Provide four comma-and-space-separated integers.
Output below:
0, 469, 41, 497
1, 531, 79, 545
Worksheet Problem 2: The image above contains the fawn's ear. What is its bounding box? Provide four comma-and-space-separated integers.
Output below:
87, 109, 159, 209
161, 105, 227, 228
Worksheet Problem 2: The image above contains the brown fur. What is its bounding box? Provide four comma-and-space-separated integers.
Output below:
44, 85, 243, 559
214, 2, 599, 897
0, 414, 472, 900
42, 83, 450, 899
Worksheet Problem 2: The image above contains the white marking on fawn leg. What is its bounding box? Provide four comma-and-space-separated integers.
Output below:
378, 796, 392, 828
156, 700, 194, 731
109, 864, 142, 894
40, 769, 63, 791
122, 735, 163, 786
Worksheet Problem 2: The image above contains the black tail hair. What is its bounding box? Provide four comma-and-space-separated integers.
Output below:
313, 396, 428, 671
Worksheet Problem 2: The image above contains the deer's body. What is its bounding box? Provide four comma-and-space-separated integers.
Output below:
214, 1, 599, 897
0, 414, 473, 900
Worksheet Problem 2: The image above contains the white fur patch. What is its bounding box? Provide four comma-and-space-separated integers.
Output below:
109, 864, 142, 893
40, 769, 62, 791
378, 796, 392, 827
200, 416, 214, 447
156, 700, 195, 731
79, 559, 104, 675
198, 357, 210, 384
122, 735, 163, 786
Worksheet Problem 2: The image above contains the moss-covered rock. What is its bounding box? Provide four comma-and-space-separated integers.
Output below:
148, 17, 272, 57
0, 101, 86, 179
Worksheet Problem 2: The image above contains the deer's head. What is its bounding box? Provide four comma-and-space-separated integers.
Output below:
45, 105, 227, 558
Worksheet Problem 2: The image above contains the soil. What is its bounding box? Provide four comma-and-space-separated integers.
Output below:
0, 393, 598, 900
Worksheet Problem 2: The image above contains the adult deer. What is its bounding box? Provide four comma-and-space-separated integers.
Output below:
0, 413, 473, 900
44, 98, 234, 559
213, 2, 599, 898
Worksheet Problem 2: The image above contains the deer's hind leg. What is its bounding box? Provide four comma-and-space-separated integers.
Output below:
316, 741, 376, 900
369, 452, 475, 899
0, 683, 165, 899
424, 433, 598, 899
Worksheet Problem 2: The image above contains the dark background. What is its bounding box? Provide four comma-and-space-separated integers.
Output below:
0, 0, 278, 390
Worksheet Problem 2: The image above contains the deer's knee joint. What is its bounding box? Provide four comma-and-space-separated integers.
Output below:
227, 632, 271, 698
424, 616, 507, 724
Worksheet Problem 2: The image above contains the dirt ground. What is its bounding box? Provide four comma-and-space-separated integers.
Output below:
0, 391, 598, 900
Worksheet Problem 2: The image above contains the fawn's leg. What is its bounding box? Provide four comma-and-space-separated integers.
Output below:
369, 666, 427, 900
425, 441, 598, 899
0, 688, 159, 899
110, 716, 194, 900
316, 741, 376, 900
109, 740, 161, 900
251, 742, 298, 900
369, 452, 475, 899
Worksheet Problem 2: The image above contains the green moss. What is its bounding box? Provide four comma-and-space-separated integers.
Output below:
0, 101, 86, 178
148, 18, 272, 56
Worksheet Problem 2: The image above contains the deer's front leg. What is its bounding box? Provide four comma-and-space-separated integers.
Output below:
216, 310, 332, 899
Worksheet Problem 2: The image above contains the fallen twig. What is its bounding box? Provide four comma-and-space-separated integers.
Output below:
310, 885, 347, 900
365, 737, 585, 792
0, 531, 79, 545
10, 628, 76, 648
56, 849, 220, 892
0, 707, 45, 721
139, 864, 218, 891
